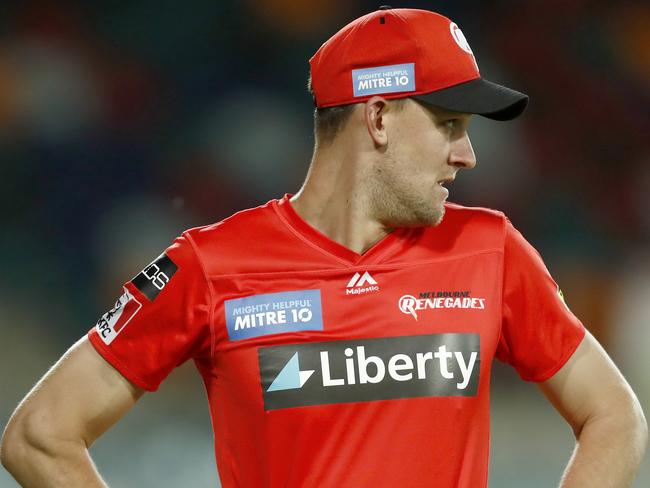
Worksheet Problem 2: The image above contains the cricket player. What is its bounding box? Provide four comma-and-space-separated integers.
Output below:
2, 7, 647, 488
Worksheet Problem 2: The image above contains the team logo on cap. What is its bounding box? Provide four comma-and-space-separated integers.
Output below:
449, 22, 473, 54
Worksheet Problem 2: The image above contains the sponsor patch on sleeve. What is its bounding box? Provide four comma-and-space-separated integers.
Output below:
96, 287, 142, 345
225, 289, 323, 341
131, 253, 178, 301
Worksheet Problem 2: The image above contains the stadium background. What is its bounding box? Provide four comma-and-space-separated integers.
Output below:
0, 0, 648, 486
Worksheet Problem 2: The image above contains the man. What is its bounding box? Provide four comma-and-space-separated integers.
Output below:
1, 7, 646, 488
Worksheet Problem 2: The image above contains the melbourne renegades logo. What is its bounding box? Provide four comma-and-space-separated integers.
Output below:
398, 291, 487, 321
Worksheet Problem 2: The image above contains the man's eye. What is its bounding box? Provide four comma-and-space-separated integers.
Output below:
445, 119, 458, 130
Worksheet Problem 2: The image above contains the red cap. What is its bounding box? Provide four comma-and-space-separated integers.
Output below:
309, 7, 528, 121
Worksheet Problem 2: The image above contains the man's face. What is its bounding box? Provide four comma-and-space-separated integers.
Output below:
368, 98, 476, 228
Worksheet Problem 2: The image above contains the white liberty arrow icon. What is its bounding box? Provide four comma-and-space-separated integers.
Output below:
267, 352, 315, 392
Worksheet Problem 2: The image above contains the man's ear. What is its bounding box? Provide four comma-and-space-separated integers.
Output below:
364, 96, 390, 147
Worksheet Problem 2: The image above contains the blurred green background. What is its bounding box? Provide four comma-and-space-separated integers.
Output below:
1, 0, 648, 486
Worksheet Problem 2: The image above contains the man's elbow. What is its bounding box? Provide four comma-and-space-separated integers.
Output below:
616, 390, 649, 469
1, 415, 30, 472
1, 408, 72, 473
630, 394, 648, 452
619, 388, 647, 448
584, 386, 648, 452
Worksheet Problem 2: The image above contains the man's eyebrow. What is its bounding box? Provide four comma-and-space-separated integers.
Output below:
437, 109, 472, 119
415, 100, 470, 119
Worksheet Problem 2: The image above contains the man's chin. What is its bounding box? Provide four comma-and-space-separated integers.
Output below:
399, 203, 445, 228
430, 204, 446, 226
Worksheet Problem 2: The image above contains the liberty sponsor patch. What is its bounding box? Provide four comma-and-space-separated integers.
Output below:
352, 63, 415, 97
225, 289, 323, 341
96, 287, 142, 345
259, 333, 480, 410
131, 253, 178, 301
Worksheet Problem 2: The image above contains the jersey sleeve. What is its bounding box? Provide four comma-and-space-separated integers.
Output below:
87, 232, 212, 391
495, 219, 586, 382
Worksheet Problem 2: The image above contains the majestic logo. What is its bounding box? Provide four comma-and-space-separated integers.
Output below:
398, 291, 487, 320
224, 289, 323, 341
96, 288, 142, 345
346, 271, 379, 295
131, 253, 178, 301
258, 333, 480, 410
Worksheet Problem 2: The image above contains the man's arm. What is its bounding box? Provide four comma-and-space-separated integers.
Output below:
0, 336, 145, 487
538, 330, 647, 487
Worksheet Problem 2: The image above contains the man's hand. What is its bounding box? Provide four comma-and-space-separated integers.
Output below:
539, 330, 648, 487
0, 336, 145, 487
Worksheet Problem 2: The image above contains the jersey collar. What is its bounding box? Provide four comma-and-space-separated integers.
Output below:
273, 193, 413, 266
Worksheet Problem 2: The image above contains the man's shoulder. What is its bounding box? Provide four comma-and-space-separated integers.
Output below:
417, 202, 508, 253
443, 201, 505, 219
441, 201, 507, 229
175, 197, 293, 275
182, 197, 280, 244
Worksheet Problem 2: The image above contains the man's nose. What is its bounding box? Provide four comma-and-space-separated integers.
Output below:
449, 133, 476, 169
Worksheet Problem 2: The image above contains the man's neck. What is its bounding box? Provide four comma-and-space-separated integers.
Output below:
289, 149, 394, 256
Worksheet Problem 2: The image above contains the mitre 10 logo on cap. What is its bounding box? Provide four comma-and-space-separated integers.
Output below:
258, 333, 480, 410
352, 63, 415, 97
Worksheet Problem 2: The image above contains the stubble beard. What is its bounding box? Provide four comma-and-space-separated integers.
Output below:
368, 159, 445, 228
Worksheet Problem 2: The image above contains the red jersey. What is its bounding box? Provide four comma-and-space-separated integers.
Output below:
88, 194, 585, 487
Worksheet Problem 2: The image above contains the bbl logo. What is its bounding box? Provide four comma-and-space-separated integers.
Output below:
258, 333, 480, 410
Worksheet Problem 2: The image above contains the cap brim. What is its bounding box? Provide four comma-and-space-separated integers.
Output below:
411, 78, 529, 121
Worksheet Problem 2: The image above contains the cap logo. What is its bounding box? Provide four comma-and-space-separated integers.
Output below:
449, 22, 473, 54
351, 63, 415, 97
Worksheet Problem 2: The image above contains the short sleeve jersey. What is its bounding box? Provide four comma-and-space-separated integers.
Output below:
88, 194, 585, 488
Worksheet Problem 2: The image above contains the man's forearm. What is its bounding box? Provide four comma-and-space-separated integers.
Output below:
2, 437, 108, 488
559, 405, 648, 488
